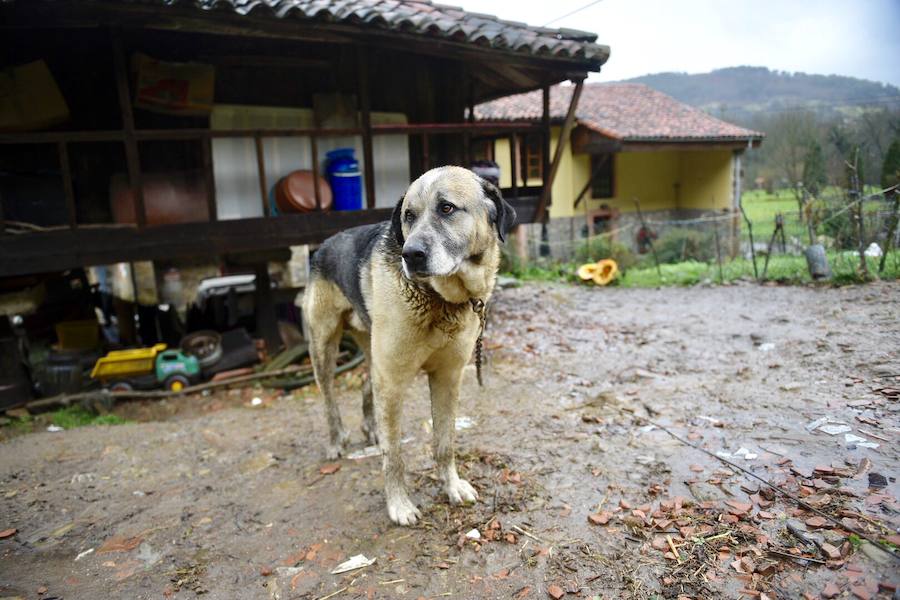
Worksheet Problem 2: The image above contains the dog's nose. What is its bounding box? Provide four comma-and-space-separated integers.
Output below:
402, 243, 428, 271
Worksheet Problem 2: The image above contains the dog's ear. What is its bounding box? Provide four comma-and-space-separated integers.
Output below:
481, 179, 517, 243
390, 195, 405, 246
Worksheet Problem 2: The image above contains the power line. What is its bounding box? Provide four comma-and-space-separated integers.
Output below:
542, 0, 605, 27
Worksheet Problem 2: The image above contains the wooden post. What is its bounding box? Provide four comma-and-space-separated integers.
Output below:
357, 48, 376, 209
422, 133, 430, 174
200, 137, 217, 221
464, 85, 474, 167
57, 141, 77, 229
541, 84, 551, 196
535, 79, 584, 223
253, 263, 281, 354
633, 197, 662, 278
111, 28, 146, 228
254, 135, 269, 217
310, 134, 322, 210
509, 133, 518, 199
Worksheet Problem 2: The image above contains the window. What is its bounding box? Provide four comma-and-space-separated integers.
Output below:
523, 134, 543, 180
591, 153, 615, 198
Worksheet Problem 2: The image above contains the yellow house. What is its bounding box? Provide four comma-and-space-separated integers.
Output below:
475, 83, 763, 257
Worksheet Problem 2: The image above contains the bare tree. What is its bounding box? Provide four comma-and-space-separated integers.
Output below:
767, 109, 818, 218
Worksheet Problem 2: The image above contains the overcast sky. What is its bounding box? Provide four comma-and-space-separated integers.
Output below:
457, 0, 900, 87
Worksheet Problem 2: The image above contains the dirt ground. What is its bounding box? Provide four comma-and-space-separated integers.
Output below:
1, 281, 899, 600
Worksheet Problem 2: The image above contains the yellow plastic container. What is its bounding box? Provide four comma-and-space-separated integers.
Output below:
90, 343, 167, 380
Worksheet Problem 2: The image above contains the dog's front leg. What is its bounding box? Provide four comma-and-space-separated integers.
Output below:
373, 371, 421, 526
429, 364, 478, 506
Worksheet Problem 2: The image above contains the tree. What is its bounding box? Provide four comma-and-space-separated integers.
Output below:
802, 140, 827, 197
881, 138, 900, 273
882, 137, 900, 190
767, 109, 818, 217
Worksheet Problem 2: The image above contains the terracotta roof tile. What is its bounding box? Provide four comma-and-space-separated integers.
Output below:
95, 0, 608, 64
476, 83, 763, 142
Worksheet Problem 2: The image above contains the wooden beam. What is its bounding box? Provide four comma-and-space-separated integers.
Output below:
253, 263, 281, 353
0, 123, 541, 145
57, 141, 77, 229
200, 138, 218, 221
535, 79, 584, 223
111, 28, 146, 228
357, 47, 376, 209
541, 84, 551, 206
254, 135, 270, 217
0, 197, 540, 278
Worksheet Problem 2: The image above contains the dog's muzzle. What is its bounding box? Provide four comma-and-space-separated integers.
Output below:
401, 242, 429, 275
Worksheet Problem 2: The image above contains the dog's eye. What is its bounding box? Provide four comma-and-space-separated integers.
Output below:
438, 202, 455, 215
404, 210, 415, 223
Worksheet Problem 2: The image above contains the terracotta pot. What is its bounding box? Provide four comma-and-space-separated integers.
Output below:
275, 170, 332, 213
110, 170, 209, 225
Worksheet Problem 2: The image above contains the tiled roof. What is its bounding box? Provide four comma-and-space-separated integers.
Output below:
100, 0, 609, 64
476, 83, 763, 142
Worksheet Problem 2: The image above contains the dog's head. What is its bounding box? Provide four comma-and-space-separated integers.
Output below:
391, 166, 516, 279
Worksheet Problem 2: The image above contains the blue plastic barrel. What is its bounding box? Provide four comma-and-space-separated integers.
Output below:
325, 148, 363, 211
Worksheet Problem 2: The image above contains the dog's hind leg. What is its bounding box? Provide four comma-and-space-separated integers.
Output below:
304, 281, 350, 459
429, 362, 478, 506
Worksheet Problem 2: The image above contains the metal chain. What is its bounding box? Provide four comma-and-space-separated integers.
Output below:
470, 298, 486, 386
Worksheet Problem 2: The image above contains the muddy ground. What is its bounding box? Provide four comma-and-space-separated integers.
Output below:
1, 281, 899, 600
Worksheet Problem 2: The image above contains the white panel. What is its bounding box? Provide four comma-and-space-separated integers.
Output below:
211, 104, 409, 218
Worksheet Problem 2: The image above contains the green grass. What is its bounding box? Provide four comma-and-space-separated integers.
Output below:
49, 406, 129, 429
502, 187, 899, 288
502, 250, 900, 289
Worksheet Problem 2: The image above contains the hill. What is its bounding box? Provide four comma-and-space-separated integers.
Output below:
621, 67, 900, 119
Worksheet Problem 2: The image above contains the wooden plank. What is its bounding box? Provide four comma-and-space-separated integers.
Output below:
111, 28, 146, 228
535, 79, 583, 223
254, 135, 270, 217
357, 47, 376, 209
0, 210, 389, 277
0, 196, 541, 278
0, 123, 541, 145
57, 141, 77, 229
200, 138, 218, 221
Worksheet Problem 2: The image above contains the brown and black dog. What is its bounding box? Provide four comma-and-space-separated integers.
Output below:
302, 166, 516, 525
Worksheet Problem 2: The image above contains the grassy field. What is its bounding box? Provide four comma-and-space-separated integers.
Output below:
504, 188, 899, 288
506, 250, 899, 288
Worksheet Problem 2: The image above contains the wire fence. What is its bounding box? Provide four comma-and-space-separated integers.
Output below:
505, 189, 900, 285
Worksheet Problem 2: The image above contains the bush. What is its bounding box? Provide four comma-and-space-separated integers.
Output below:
653, 228, 716, 264
573, 237, 637, 270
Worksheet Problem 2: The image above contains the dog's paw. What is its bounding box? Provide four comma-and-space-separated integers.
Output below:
387, 494, 421, 526
446, 478, 478, 505
361, 419, 379, 446
326, 429, 350, 460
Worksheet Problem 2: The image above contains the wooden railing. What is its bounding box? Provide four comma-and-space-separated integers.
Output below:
0, 121, 542, 232
0, 121, 544, 277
